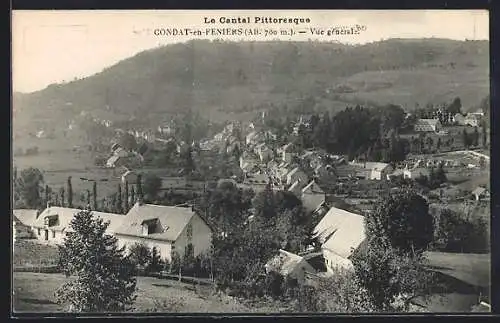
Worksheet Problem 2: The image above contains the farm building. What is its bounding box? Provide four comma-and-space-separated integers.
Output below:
31, 206, 124, 245
114, 202, 213, 262
414, 119, 442, 132
313, 206, 366, 273
265, 249, 316, 285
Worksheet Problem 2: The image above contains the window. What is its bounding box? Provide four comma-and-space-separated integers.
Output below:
37, 228, 40, 236
52, 230, 56, 238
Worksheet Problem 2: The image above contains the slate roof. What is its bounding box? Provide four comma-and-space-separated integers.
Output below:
313, 206, 366, 259
33, 207, 124, 234
114, 202, 196, 242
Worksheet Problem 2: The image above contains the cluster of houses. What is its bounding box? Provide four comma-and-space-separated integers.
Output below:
106, 143, 144, 168
413, 109, 484, 133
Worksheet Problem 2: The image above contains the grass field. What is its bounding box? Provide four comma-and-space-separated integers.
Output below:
12, 272, 267, 313
13, 240, 59, 267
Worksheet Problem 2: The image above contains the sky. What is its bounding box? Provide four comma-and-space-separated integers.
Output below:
12, 10, 489, 93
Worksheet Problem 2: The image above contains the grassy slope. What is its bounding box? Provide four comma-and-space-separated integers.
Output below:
13, 272, 258, 313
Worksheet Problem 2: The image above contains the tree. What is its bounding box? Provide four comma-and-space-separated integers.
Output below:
128, 242, 152, 270
124, 181, 129, 212
143, 174, 162, 202
365, 189, 434, 254
45, 185, 50, 206
314, 268, 378, 312
130, 185, 136, 206
55, 210, 137, 312
60, 187, 65, 207
119, 133, 138, 152
462, 129, 471, 149
136, 175, 143, 202
447, 97, 462, 115
14, 167, 44, 209
67, 176, 73, 208
472, 127, 480, 147
482, 121, 488, 147
93, 182, 98, 211
116, 184, 123, 213
351, 244, 435, 311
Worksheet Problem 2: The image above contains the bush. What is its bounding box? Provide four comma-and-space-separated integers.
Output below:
433, 208, 489, 253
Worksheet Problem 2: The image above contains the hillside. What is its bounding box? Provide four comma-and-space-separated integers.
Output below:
13, 38, 489, 135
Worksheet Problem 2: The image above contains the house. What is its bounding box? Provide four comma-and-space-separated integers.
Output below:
278, 143, 295, 163
114, 202, 213, 261
245, 131, 262, 146
349, 162, 392, 180
469, 109, 485, 117
414, 119, 442, 132
13, 209, 38, 239
265, 249, 316, 285
31, 206, 124, 245
301, 181, 326, 214
388, 168, 405, 180
286, 167, 308, 186
464, 114, 480, 127
471, 186, 489, 201
367, 162, 392, 180
313, 206, 366, 272
254, 143, 273, 162
403, 167, 430, 179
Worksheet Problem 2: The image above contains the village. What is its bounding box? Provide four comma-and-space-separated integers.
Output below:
13, 97, 491, 313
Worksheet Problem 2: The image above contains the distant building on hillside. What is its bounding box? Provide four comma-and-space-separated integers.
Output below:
414, 119, 442, 132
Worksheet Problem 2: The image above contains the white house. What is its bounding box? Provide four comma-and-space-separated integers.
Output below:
313, 206, 366, 272
31, 207, 124, 245
114, 202, 213, 261
265, 249, 316, 285
471, 187, 489, 201
349, 162, 392, 180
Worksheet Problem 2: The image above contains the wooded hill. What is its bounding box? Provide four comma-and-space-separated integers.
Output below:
13, 38, 489, 133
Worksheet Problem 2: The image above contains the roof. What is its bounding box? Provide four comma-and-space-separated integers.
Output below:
33, 207, 124, 234
13, 209, 37, 227
106, 155, 121, 165
265, 249, 315, 276
350, 162, 390, 171
114, 203, 197, 242
472, 187, 487, 196
302, 181, 324, 195
288, 181, 302, 195
424, 251, 490, 288
313, 206, 366, 259
287, 167, 304, 178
